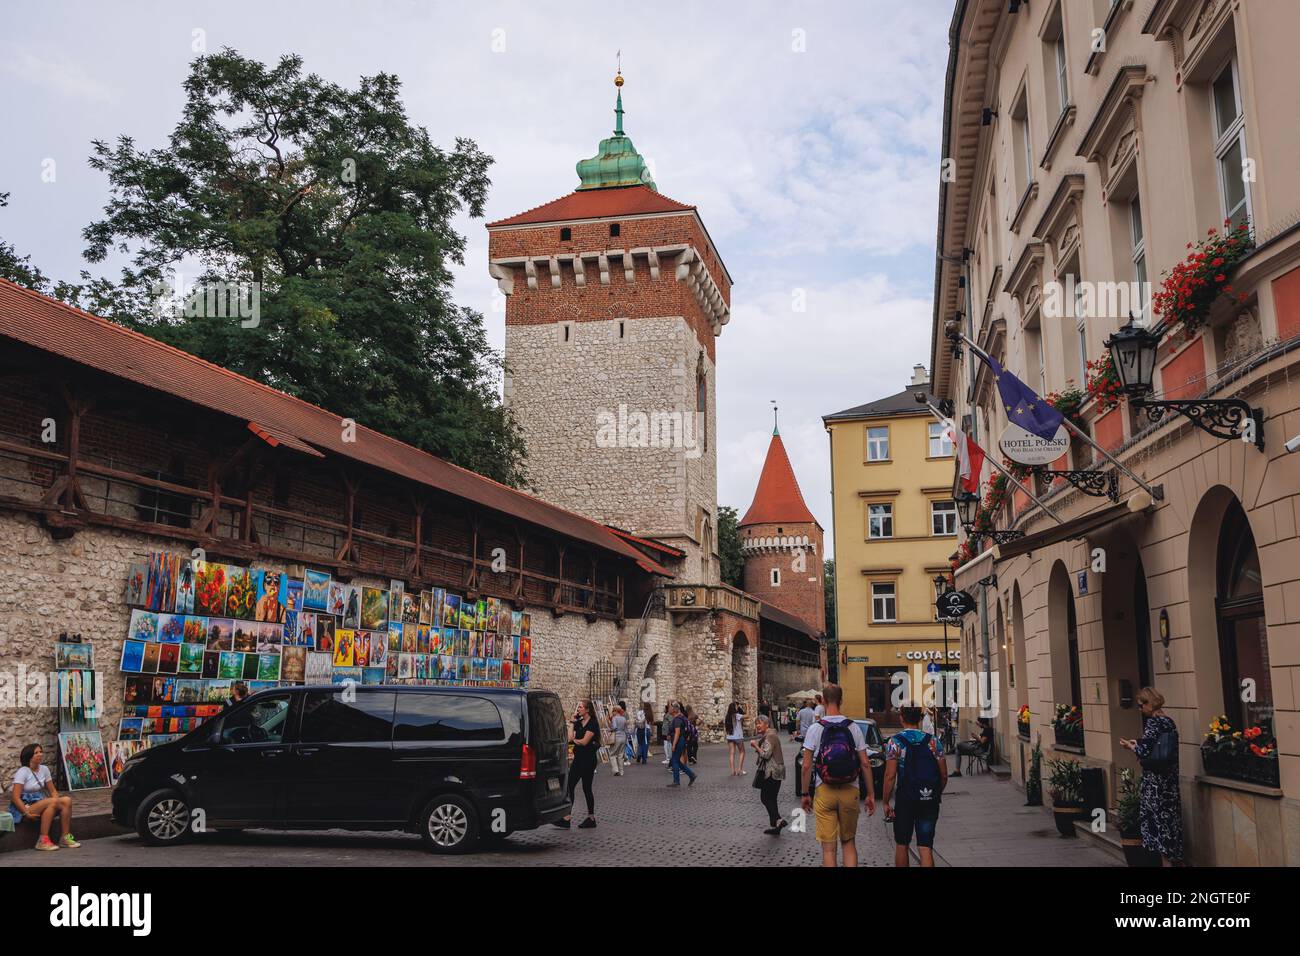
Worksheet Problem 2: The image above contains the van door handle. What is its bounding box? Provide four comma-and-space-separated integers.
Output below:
296, 747, 321, 756
261, 748, 287, 758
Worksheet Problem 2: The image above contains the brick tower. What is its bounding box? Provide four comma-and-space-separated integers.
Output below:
739, 421, 825, 632
486, 72, 732, 583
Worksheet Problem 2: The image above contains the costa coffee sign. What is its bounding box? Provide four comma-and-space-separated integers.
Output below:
998, 422, 1069, 466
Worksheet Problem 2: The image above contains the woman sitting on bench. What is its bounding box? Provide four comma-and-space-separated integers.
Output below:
9, 743, 79, 851
950, 717, 993, 777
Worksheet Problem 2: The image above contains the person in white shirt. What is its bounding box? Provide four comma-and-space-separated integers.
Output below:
9, 743, 79, 851
725, 701, 747, 776
796, 701, 817, 741
813, 695, 826, 720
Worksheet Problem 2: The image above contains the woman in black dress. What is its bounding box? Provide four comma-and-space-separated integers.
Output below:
556, 698, 600, 830
1121, 687, 1184, 865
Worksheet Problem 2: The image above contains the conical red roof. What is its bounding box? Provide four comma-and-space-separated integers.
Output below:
740, 432, 816, 526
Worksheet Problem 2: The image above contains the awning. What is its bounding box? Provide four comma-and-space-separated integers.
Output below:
992, 491, 1154, 562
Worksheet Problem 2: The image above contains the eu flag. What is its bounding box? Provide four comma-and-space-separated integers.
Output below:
980, 352, 1065, 441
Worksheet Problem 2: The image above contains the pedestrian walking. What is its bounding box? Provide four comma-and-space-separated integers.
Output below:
799, 684, 875, 867
751, 714, 787, 834
556, 699, 600, 829
665, 702, 697, 787
813, 694, 826, 720
795, 699, 816, 742
786, 703, 798, 739
882, 704, 947, 867
661, 704, 674, 765
725, 701, 747, 776
684, 705, 700, 764
610, 705, 628, 776
1121, 687, 1184, 866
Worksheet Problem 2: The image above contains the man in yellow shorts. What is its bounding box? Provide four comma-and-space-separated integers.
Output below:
799, 683, 876, 866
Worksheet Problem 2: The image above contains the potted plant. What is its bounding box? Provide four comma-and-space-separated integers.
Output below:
1047, 757, 1085, 837
1085, 351, 1123, 414
1025, 735, 1043, 807
1016, 704, 1031, 741
1116, 768, 1160, 867
1201, 716, 1280, 787
1151, 219, 1255, 336
1052, 703, 1085, 749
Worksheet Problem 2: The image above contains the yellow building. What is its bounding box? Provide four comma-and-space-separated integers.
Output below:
823, 365, 961, 724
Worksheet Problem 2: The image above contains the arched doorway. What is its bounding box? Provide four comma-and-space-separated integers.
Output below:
730, 631, 756, 727
1097, 534, 1151, 770
642, 653, 660, 714
1047, 561, 1082, 711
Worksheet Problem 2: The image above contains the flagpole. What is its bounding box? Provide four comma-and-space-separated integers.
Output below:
954, 332, 1162, 501
926, 402, 1067, 528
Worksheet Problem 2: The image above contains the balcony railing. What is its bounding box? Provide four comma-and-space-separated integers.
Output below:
662, 582, 760, 620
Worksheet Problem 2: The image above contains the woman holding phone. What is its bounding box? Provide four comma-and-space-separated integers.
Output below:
556, 699, 600, 829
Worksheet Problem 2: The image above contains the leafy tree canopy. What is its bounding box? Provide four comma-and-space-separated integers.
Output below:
64, 49, 525, 485
717, 505, 745, 588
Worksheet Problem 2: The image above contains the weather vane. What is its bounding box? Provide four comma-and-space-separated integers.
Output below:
771, 400, 779, 435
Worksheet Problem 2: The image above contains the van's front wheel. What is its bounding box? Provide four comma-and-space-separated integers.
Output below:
419, 794, 479, 854
135, 789, 193, 846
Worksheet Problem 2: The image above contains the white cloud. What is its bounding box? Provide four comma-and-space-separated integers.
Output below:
1, 51, 117, 104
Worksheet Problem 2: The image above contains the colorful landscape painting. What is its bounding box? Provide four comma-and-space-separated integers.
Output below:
360, 586, 388, 631
55, 642, 93, 670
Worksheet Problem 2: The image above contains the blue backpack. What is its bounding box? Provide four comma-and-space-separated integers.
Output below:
813, 719, 861, 784
896, 733, 941, 804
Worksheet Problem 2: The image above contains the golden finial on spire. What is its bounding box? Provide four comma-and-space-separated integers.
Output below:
615, 50, 623, 86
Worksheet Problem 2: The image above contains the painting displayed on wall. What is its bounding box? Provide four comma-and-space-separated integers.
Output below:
280, 578, 300, 615
280, 645, 306, 682
369, 634, 388, 669
401, 591, 419, 626
354, 631, 371, 668
241, 653, 260, 680
256, 623, 282, 654
295, 612, 316, 647
360, 587, 388, 631
174, 559, 196, 615
206, 618, 233, 651
303, 568, 331, 612
305, 651, 332, 682
140, 642, 161, 674
157, 613, 185, 644
225, 566, 257, 620
519, 636, 531, 667
128, 609, 158, 644
418, 590, 433, 626
327, 580, 347, 618
125, 562, 148, 606
315, 616, 335, 654
201, 652, 220, 679
218, 651, 243, 680
338, 584, 359, 629
179, 643, 204, 674
362, 667, 386, 686
389, 579, 405, 623
331, 667, 362, 685
59, 731, 111, 791
442, 592, 460, 631
521, 613, 531, 638
183, 615, 207, 643
232, 621, 257, 653
255, 571, 287, 623
501, 659, 513, 682
119, 640, 146, 673
158, 643, 181, 674
333, 630, 355, 667
55, 642, 93, 671
117, 717, 144, 741
511, 610, 523, 636
193, 561, 228, 616
256, 653, 281, 682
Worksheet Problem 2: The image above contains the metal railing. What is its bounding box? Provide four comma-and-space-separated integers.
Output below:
614, 588, 664, 701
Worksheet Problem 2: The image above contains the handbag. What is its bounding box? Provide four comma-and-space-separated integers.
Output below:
1139, 725, 1177, 772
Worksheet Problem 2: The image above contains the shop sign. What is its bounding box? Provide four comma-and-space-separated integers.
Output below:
999, 421, 1070, 466
935, 589, 976, 619
904, 650, 961, 661
846, 655, 870, 663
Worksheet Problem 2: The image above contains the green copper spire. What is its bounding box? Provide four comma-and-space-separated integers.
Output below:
576, 70, 657, 191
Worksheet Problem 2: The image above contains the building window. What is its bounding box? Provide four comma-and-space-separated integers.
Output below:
1212, 56, 1251, 231
931, 500, 958, 536
609, 222, 621, 238
1042, 3, 1070, 123
1216, 499, 1270, 733
1011, 86, 1032, 198
928, 422, 953, 458
1130, 195, 1148, 323
866, 426, 890, 461
868, 503, 893, 539
560, 227, 572, 241
1060, 254, 1086, 386
871, 582, 897, 623
770, 568, 781, 587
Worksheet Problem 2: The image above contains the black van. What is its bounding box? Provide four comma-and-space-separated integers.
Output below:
111, 685, 570, 854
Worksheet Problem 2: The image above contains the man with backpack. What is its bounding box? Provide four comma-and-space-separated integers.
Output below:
882, 704, 948, 867
666, 701, 697, 787
799, 684, 875, 867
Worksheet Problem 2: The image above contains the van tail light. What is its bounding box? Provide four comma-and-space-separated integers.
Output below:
519, 743, 537, 779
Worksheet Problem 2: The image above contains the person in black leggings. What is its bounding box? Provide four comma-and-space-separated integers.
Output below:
556, 698, 600, 829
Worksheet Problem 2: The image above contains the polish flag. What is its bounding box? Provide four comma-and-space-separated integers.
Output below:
947, 423, 986, 496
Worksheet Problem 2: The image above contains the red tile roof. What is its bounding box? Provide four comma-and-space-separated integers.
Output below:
487, 185, 695, 228
739, 432, 817, 527
0, 278, 672, 577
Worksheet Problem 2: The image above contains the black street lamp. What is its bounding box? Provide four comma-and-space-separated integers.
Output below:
1105, 317, 1265, 451
933, 573, 951, 710
954, 490, 980, 531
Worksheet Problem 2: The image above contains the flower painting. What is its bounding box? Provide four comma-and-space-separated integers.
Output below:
225, 566, 257, 620
193, 561, 228, 616
59, 731, 111, 791
157, 613, 186, 644
129, 609, 159, 643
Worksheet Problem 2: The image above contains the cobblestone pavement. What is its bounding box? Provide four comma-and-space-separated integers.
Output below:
6, 742, 1116, 867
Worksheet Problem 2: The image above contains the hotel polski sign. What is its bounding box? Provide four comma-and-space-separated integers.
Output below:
998, 422, 1070, 466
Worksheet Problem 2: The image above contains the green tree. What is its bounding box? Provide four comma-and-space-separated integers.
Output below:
823, 558, 837, 680
0, 192, 50, 292
717, 505, 745, 588
68, 49, 525, 485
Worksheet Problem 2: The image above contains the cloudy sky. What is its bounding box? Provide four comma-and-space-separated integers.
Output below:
0, 0, 951, 551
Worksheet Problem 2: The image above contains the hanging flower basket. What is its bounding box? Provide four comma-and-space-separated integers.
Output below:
1201, 716, 1279, 786
1085, 352, 1123, 415
1051, 703, 1084, 749
1152, 219, 1255, 335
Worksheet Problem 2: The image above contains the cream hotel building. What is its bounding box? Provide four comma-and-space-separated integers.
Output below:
932, 0, 1300, 865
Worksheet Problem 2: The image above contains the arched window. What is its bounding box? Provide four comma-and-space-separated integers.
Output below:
1065, 589, 1082, 707
695, 355, 708, 453
1216, 501, 1270, 732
